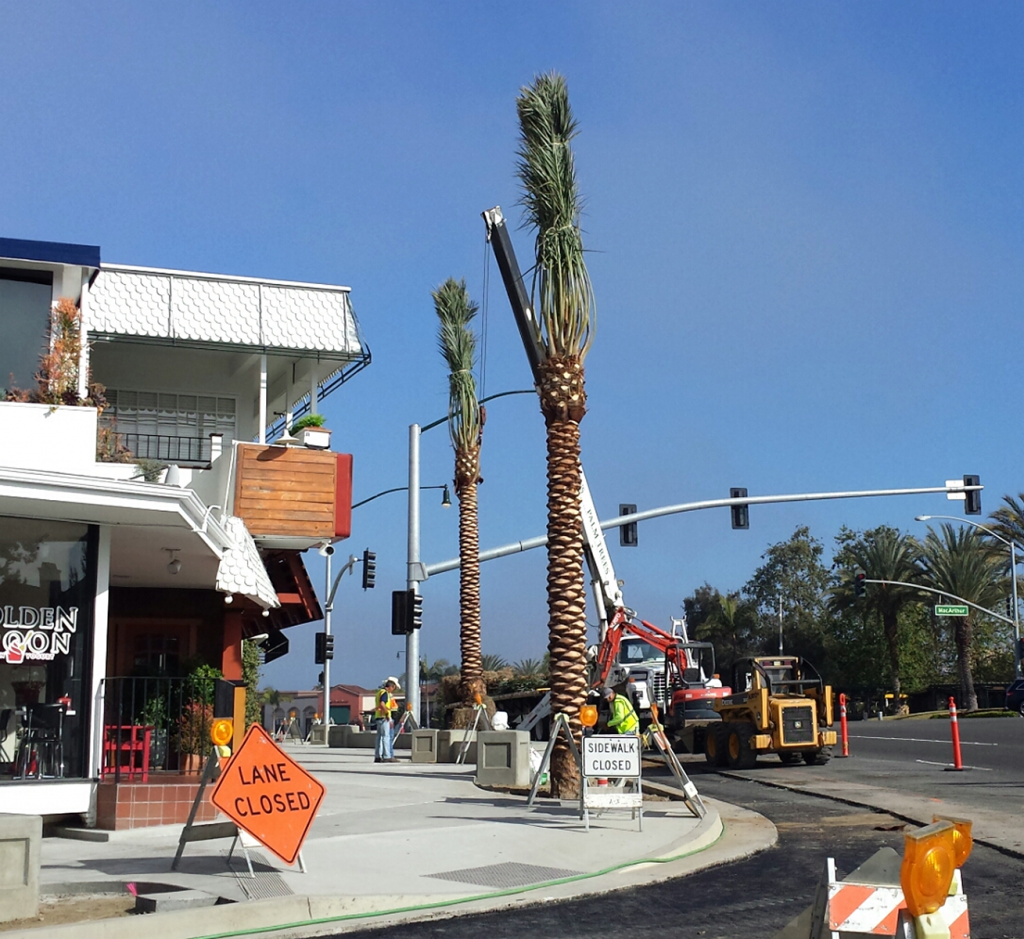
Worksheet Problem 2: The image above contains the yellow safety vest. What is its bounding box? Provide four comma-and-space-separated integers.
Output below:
375, 688, 396, 720
608, 695, 639, 734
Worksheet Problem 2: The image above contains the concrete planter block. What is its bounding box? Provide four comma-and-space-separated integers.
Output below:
438, 729, 477, 763
328, 724, 351, 748
475, 731, 531, 787
0, 814, 41, 924
394, 732, 411, 751
346, 731, 377, 748
410, 729, 439, 763
309, 724, 327, 745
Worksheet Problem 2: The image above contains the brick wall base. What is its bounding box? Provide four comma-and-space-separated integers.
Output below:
96, 777, 219, 830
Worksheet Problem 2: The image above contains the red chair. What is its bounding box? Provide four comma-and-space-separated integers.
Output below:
102, 725, 152, 782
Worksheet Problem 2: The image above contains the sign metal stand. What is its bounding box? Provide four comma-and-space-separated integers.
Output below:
455, 703, 491, 764
644, 705, 705, 819
526, 712, 585, 821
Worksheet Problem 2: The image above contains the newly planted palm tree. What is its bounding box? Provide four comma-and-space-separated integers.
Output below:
830, 527, 921, 699
516, 73, 596, 798
917, 524, 1004, 711
433, 278, 485, 705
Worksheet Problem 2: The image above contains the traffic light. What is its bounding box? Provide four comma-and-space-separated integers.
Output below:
362, 549, 376, 590
410, 592, 423, 630
314, 631, 334, 663
392, 590, 409, 635
854, 571, 866, 598
619, 504, 638, 547
963, 474, 981, 515
730, 488, 749, 530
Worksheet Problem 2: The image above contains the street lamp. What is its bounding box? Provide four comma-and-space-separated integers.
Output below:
915, 514, 1021, 678
405, 388, 534, 721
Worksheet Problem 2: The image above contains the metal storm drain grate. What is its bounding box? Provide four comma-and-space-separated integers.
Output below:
427, 861, 583, 889
228, 850, 294, 901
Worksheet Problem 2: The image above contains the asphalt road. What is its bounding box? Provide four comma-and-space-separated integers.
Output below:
845, 713, 1022, 773
328, 773, 1024, 939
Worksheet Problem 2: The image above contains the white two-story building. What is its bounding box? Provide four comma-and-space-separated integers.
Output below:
0, 236, 369, 828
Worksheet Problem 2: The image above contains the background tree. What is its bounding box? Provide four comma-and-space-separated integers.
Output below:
917, 523, 1004, 710
516, 72, 596, 798
743, 526, 832, 663
830, 526, 921, 699
683, 584, 759, 681
433, 278, 486, 705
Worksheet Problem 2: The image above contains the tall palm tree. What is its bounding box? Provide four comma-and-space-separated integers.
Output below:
917, 524, 1004, 711
830, 527, 921, 699
516, 73, 596, 798
433, 278, 485, 705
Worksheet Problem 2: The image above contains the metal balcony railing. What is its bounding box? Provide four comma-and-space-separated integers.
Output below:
101, 676, 219, 780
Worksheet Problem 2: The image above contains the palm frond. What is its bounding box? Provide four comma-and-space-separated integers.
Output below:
432, 278, 482, 453
515, 72, 595, 361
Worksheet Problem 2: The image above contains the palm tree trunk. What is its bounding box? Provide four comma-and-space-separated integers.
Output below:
955, 618, 978, 711
544, 408, 587, 799
457, 458, 484, 704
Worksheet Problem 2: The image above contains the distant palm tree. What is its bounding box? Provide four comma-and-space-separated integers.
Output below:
830, 527, 921, 698
481, 653, 509, 672
516, 72, 596, 799
434, 278, 485, 705
917, 524, 1004, 710
987, 493, 1024, 552
513, 658, 544, 678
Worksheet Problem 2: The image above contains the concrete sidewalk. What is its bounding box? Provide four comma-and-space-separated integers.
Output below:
9, 744, 776, 939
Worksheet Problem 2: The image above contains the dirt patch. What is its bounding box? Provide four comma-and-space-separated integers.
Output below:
0, 895, 134, 932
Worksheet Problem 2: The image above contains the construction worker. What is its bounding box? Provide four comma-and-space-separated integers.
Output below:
374, 677, 400, 763
601, 686, 639, 735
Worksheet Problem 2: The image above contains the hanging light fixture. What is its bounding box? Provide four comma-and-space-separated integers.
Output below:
164, 548, 182, 575
441, 484, 452, 508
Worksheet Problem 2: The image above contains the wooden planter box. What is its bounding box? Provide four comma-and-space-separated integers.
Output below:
233, 443, 352, 542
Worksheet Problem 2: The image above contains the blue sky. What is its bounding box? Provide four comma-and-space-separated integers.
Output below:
3, 3, 1021, 692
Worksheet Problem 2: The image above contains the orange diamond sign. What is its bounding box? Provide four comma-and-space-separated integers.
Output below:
211, 724, 325, 864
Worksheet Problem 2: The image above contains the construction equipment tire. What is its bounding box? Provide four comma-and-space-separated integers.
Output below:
778, 752, 801, 765
803, 747, 831, 766
726, 723, 757, 770
705, 723, 728, 767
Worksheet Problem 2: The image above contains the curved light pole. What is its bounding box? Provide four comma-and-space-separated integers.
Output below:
406, 388, 534, 721
915, 514, 1021, 678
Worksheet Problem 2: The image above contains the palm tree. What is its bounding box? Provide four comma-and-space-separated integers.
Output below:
516, 73, 596, 798
830, 527, 921, 699
917, 524, 1004, 711
481, 653, 509, 672
513, 658, 544, 678
433, 278, 485, 705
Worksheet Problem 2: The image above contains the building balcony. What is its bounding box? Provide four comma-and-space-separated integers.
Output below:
0, 401, 352, 551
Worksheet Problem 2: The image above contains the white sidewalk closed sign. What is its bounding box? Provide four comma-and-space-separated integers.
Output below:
582, 734, 641, 778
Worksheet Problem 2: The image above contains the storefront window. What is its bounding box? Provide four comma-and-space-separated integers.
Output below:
0, 518, 96, 781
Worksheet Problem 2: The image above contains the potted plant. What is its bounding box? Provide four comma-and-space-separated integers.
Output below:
140, 696, 169, 770
291, 413, 332, 450
177, 663, 221, 774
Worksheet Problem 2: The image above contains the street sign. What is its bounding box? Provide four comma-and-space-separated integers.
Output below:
211, 724, 325, 864
935, 604, 970, 617
582, 734, 641, 778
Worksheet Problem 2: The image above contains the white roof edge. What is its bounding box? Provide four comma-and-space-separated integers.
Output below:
0, 466, 232, 556
100, 263, 352, 294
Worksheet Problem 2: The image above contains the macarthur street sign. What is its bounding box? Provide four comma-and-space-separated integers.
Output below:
935, 604, 970, 617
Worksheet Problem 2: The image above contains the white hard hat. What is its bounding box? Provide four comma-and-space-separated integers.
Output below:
385, 676, 400, 687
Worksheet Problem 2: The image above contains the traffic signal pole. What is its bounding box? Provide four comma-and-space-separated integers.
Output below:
423, 481, 984, 577
407, 423, 422, 723
322, 548, 332, 746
